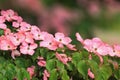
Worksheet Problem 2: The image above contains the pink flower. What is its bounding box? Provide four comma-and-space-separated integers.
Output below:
76, 33, 104, 54
1, 9, 18, 21
30, 26, 43, 40
40, 33, 58, 50
9, 32, 25, 46
66, 44, 77, 51
55, 52, 70, 65
113, 45, 120, 57
37, 57, 46, 67
55, 32, 72, 46
88, 68, 94, 79
19, 22, 32, 31
27, 66, 35, 79
24, 32, 34, 44
12, 17, 23, 28
0, 36, 16, 50
43, 70, 50, 80
0, 16, 5, 23
0, 23, 7, 30
11, 50, 21, 59
12, 22, 20, 28
96, 44, 114, 56
20, 42, 37, 55
76, 33, 84, 43
4, 28, 12, 36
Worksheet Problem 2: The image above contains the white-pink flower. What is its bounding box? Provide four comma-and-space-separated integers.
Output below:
9, 32, 25, 46
20, 42, 37, 55
40, 33, 58, 50
55, 32, 72, 46
19, 22, 32, 31
0, 36, 16, 50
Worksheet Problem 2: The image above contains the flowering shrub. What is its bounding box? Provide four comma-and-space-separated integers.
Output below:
0, 9, 120, 80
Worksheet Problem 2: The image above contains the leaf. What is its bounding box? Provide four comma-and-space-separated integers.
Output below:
114, 69, 120, 79
72, 52, 81, 66
88, 60, 103, 80
77, 60, 88, 79
32, 48, 40, 61
16, 68, 30, 80
56, 60, 64, 71
0, 29, 4, 36
99, 65, 112, 80
49, 69, 58, 80
46, 52, 55, 60
21, 68, 30, 80
88, 60, 99, 74
61, 69, 70, 80
46, 59, 56, 72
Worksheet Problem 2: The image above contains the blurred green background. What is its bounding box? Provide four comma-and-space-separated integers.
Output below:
1, 0, 120, 45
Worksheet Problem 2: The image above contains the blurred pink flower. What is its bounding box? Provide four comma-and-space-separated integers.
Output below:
113, 45, 120, 57
43, 70, 50, 80
55, 52, 71, 65
0, 23, 7, 30
76, 33, 84, 43
27, 66, 35, 79
0, 16, 5, 23
11, 50, 21, 59
88, 68, 94, 79
37, 57, 46, 67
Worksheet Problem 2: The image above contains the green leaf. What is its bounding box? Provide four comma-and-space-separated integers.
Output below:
88, 60, 103, 80
114, 69, 120, 79
56, 60, 64, 71
77, 60, 88, 79
72, 52, 81, 66
46, 52, 55, 60
32, 48, 40, 61
21, 68, 30, 80
49, 69, 58, 80
88, 60, 99, 74
61, 69, 70, 80
16, 68, 30, 80
0, 29, 4, 36
46, 59, 56, 72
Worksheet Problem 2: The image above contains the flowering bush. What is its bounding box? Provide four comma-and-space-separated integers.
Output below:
0, 9, 120, 80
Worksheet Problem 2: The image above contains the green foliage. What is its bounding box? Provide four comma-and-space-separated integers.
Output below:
49, 69, 58, 80
77, 60, 88, 79
0, 29, 4, 36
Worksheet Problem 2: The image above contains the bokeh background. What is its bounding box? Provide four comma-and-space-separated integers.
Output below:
1, 0, 120, 46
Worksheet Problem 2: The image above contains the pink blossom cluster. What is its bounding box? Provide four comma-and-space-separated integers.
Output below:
0, 9, 76, 59
76, 33, 120, 57
0, 9, 74, 80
